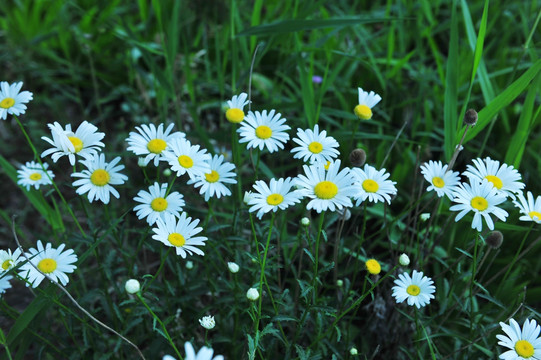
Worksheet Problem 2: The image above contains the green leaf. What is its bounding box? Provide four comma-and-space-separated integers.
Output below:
7, 289, 52, 346
443, 0, 459, 160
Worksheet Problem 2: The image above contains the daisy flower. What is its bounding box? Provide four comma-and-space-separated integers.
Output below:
41, 121, 105, 166
247, 177, 303, 219
133, 182, 185, 225
497, 318, 541, 360
449, 179, 508, 231
0, 81, 33, 120
72, 153, 128, 204
185, 341, 224, 360
352, 164, 397, 205
152, 213, 208, 258
17, 161, 54, 191
18, 240, 78, 288
354, 87, 381, 120
290, 124, 340, 163
0, 274, 12, 296
295, 160, 357, 213
126, 123, 184, 166
187, 154, 237, 201
391, 270, 435, 309
420, 160, 460, 200
237, 109, 290, 153
463, 157, 525, 199
225, 92, 250, 124
0, 248, 22, 272
163, 138, 211, 179
513, 191, 541, 224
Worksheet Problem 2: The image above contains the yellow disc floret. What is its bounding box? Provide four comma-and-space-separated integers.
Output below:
38, 258, 57, 274
354, 104, 372, 120
29, 172, 42, 181
308, 141, 323, 154
362, 179, 379, 193
432, 176, 445, 188
471, 196, 488, 211
314, 181, 338, 199
266, 193, 284, 206
484, 175, 503, 189
205, 170, 220, 183
515, 340, 534, 358
178, 155, 194, 168
529, 211, 541, 221
168, 233, 186, 247
151, 197, 168, 212
226, 108, 245, 123
406, 284, 420, 296
147, 139, 167, 154
90, 169, 110, 186
2, 260, 12, 270
255, 125, 272, 139
68, 136, 84, 153
365, 259, 381, 275
0, 97, 15, 109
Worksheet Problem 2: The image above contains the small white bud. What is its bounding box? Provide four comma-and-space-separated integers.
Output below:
137, 158, 147, 168
301, 217, 310, 226
163, 168, 172, 177
227, 262, 239, 273
244, 191, 253, 205
399, 253, 410, 266
185, 261, 194, 270
162, 356, 176, 360
336, 279, 343, 287
125, 279, 140, 294
350, 347, 358, 356
199, 315, 215, 330
246, 288, 259, 301
420, 213, 430, 222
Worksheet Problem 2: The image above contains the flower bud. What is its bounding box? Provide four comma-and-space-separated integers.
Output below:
336, 279, 343, 287
162, 168, 172, 177
125, 279, 140, 294
246, 288, 259, 301
301, 217, 310, 226
137, 158, 147, 168
420, 213, 430, 222
244, 191, 253, 205
186, 261, 194, 270
365, 259, 381, 275
228, 262, 239, 273
399, 253, 410, 266
350, 347, 358, 356
199, 315, 215, 330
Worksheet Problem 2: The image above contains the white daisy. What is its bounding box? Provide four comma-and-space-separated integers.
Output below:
41, 121, 105, 166
248, 177, 303, 219
0, 274, 12, 296
497, 318, 541, 360
152, 213, 208, 258
0, 81, 33, 120
354, 87, 381, 120
352, 164, 397, 205
0, 248, 22, 272
391, 270, 435, 309
237, 109, 290, 153
71, 153, 128, 204
290, 124, 340, 163
133, 182, 185, 225
18, 240, 78, 288
184, 341, 224, 360
449, 179, 508, 231
513, 191, 541, 224
225, 93, 250, 124
163, 138, 211, 179
126, 123, 184, 166
16, 161, 54, 191
187, 154, 237, 201
463, 157, 525, 199
420, 160, 460, 200
295, 160, 357, 213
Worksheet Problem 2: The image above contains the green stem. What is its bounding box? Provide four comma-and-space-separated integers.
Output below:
501, 223, 534, 284
145, 248, 171, 290
254, 213, 276, 333
312, 211, 326, 301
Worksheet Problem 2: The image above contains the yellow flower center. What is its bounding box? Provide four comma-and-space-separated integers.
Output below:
0, 97, 15, 109
515, 340, 534, 358
90, 169, 110, 186
150, 197, 168, 212
365, 259, 381, 275
68, 136, 84, 153
168, 233, 186, 247
29, 172, 42, 181
178, 155, 194, 168
266, 193, 284, 205
205, 170, 220, 183
406, 284, 420, 296
147, 139, 167, 154
226, 108, 245, 123
470, 196, 488, 211
37, 258, 57, 274
308, 141, 323, 154
354, 104, 372, 120
529, 211, 541, 221
484, 175, 503, 189
362, 179, 379, 193
324, 161, 331, 170
432, 176, 445, 188
255, 125, 272, 139
2, 260, 12, 270
314, 181, 338, 199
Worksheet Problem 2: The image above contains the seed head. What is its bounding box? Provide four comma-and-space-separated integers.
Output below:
486, 231, 503, 249
464, 109, 478, 126
349, 148, 367, 167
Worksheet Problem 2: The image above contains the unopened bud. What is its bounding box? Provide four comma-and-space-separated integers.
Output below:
464, 109, 478, 126
228, 262, 239, 273
162, 168, 172, 177
349, 148, 367, 167
125, 279, 140, 294
399, 253, 410, 266
486, 231, 503, 249
247, 288, 259, 301
350, 347, 358, 356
